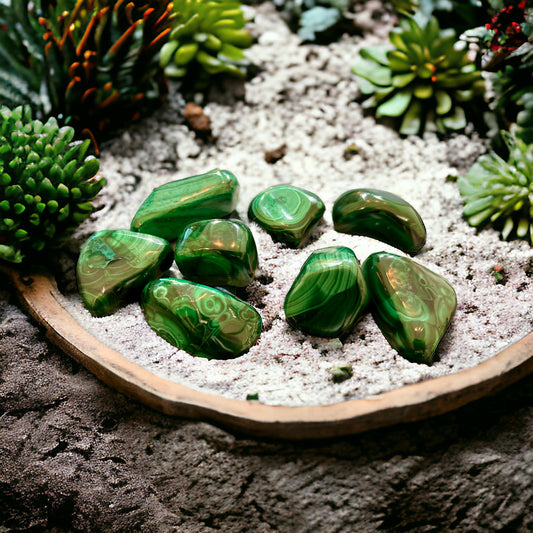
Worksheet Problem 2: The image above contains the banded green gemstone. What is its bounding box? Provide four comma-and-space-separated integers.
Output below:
77, 229, 173, 317
284, 246, 369, 338
175, 219, 258, 287
141, 278, 262, 359
131, 169, 239, 241
248, 185, 325, 248
332, 188, 426, 255
363, 252, 457, 365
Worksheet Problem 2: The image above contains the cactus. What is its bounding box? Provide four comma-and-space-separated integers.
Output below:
159, 0, 252, 84
458, 130, 533, 243
352, 14, 485, 136
0, 106, 106, 263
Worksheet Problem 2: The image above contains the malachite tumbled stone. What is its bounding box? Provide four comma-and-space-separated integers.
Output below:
284, 246, 369, 338
363, 252, 457, 365
77, 229, 173, 317
175, 219, 258, 287
141, 278, 262, 359
248, 185, 325, 248
131, 169, 239, 241
332, 188, 427, 255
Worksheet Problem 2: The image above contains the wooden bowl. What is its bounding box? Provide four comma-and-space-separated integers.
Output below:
5, 264, 533, 440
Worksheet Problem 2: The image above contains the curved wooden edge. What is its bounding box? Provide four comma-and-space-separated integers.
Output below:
4, 264, 533, 440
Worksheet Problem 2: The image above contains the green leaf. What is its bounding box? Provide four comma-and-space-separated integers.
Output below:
413, 84, 433, 99
376, 90, 412, 117
360, 46, 391, 66
442, 106, 466, 130
386, 50, 412, 71
501, 217, 514, 240
356, 77, 380, 95
0, 244, 23, 263
159, 41, 180, 67
352, 58, 392, 87
392, 72, 416, 88
213, 28, 252, 48
517, 217, 529, 238
435, 90, 452, 115
219, 42, 245, 61
399, 100, 423, 135
466, 207, 493, 226
463, 196, 495, 216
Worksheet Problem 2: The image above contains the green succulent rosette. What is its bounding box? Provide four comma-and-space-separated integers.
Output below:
458, 131, 533, 243
352, 14, 484, 136
0, 106, 105, 263
159, 0, 252, 82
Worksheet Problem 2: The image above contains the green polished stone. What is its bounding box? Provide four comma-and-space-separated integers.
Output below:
363, 252, 456, 365
284, 246, 369, 338
248, 185, 325, 248
332, 188, 426, 255
175, 219, 258, 287
77, 229, 173, 317
131, 169, 239, 241
141, 278, 262, 359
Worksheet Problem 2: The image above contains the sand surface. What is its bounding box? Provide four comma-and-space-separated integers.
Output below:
59, 3, 533, 407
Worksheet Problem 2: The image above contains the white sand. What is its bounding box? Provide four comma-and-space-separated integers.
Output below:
60, 4, 533, 406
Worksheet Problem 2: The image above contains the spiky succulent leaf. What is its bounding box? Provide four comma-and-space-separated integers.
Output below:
159, 0, 252, 83
37, 0, 173, 138
0, 0, 47, 113
458, 131, 533, 243
0, 105, 106, 263
353, 14, 485, 136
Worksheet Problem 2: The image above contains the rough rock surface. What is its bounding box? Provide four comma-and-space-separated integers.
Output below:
1, 284, 532, 531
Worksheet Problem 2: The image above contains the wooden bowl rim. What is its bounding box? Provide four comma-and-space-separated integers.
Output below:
5, 265, 533, 440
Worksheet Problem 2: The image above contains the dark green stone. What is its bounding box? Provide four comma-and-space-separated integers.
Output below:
131, 169, 239, 241
77, 229, 173, 317
248, 185, 325, 247
284, 246, 369, 338
363, 252, 457, 365
141, 278, 262, 359
175, 219, 258, 287
332, 188, 426, 255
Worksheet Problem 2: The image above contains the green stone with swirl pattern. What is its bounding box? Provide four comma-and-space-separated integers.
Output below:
175, 219, 258, 287
284, 246, 369, 338
141, 278, 262, 359
363, 252, 456, 364
332, 189, 426, 255
131, 169, 240, 241
248, 185, 325, 247
77, 229, 174, 317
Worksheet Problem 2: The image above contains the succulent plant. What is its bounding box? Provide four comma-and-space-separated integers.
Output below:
352, 14, 485, 136
159, 0, 252, 84
0, 105, 106, 263
0, 0, 48, 114
483, 2, 533, 143
458, 130, 533, 243
38, 0, 173, 139
0, 0, 172, 140
273, 0, 352, 43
